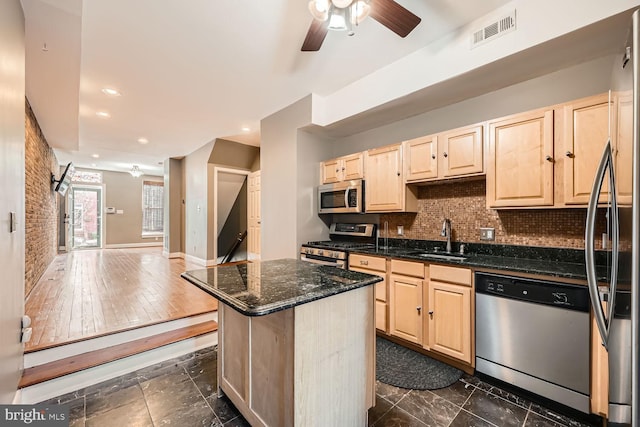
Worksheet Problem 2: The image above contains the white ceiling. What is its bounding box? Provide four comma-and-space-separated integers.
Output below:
21, 0, 513, 176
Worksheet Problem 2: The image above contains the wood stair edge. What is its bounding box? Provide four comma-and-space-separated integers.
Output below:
19, 321, 218, 389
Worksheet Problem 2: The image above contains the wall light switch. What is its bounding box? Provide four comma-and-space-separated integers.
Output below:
397, 225, 404, 236
9, 212, 16, 233
480, 227, 495, 241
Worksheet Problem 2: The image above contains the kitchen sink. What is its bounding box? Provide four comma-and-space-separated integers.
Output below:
407, 251, 467, 262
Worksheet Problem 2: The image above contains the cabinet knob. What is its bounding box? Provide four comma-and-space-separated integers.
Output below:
417, 306, 422, 314
336, 168, 340, 173
428, 310, 434, 318
342, 167, 345, 171
443, 152, 448, 158
397, 172, 401, 176
545, 155, 554, 162
431, 154, 436, 159
565, 151, 574, 158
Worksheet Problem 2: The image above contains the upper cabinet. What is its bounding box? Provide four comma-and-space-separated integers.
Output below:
404, 135, 438, 181
562, 94, 611, 205
441, 124, 484, 178
616, 92, 633, 206
486, 108, 555, 208
320, 152, 364, 184
365, 143, 417, 212
405, 124, 484, 183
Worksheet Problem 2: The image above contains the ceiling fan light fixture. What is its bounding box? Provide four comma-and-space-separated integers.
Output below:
331, 0, 353, 8
129, 165, 142, 178
308, 0, 329, 21
351, 0, 371, 24
327, 5, 351, 31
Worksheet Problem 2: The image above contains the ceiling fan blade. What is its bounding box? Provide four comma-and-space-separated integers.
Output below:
301, 20, 329, 51
369, 0, 421, 38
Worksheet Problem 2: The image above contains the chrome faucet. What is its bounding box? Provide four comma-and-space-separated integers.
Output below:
441, 219, 452, 253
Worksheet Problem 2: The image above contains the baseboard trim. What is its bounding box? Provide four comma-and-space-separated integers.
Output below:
18, 333, 217, 404
163, 251, 184, 259
104, 242, 163, 249
183, 254, 217, 267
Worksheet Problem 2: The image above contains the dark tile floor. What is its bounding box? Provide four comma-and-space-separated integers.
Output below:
41, 347, 599, 427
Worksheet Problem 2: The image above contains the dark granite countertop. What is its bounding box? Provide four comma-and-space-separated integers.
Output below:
181, 259, 382, 316
349, 239, 612, 282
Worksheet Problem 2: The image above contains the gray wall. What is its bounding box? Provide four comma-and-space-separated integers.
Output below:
103, 170, 163, 245
331, 55, 614, 157
260, 96, 333, 260
164, 158, 183, 255
181, 138, 259, 262
183, 141, 213, 260
0, 0, 25, 403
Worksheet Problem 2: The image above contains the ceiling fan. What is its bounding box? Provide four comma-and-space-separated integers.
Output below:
302, 0, 421, 51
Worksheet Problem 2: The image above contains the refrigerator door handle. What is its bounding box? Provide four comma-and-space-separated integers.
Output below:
608, 146, 620, 331
586, 140, 615, 350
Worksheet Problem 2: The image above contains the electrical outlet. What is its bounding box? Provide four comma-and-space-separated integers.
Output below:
397, 225, 404, 236
480, 227, 495, 241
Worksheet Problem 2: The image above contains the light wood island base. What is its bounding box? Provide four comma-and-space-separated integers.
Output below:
217, 286, 375, 427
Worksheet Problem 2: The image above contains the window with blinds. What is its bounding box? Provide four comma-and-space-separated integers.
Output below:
142, 181, 164, 236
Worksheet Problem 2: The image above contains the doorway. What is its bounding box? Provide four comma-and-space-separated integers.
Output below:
67, 185, 104, 249
213, 167, 250, 263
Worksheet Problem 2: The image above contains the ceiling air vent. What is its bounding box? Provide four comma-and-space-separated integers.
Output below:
471, 10, 516, 49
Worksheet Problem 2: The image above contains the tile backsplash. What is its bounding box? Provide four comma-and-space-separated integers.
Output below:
379, 180, 608, 250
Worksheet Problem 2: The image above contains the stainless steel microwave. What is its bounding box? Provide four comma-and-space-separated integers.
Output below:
318, 180, 364, 214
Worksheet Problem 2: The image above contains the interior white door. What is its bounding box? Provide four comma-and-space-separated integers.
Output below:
247, 171, 261, 260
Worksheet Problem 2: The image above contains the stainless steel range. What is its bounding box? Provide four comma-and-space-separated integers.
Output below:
300, 223, 376, 269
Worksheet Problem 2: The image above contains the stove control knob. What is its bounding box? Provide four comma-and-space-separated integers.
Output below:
318, 250, 324, 256
332, 252, 339, 258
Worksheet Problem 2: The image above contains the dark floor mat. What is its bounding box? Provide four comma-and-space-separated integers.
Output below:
376, 337, 463, 390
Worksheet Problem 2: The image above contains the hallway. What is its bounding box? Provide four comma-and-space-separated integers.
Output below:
25, 248, 218, 352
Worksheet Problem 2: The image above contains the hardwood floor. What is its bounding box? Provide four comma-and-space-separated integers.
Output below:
25, 248, 218, 352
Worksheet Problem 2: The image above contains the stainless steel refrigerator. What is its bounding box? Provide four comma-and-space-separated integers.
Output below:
585, 9, 640, 427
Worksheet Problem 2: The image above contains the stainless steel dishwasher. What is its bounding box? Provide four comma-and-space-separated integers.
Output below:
475, 272, 591, 413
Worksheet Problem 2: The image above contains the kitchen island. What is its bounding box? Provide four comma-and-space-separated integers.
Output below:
181, 259, 382, 427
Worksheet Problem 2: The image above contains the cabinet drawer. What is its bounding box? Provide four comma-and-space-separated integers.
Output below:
376, 300, 387, 332
350, 254, 386, 272
429, 264, 472, 286
391, 259, 425, 278
375, 281, 386, 302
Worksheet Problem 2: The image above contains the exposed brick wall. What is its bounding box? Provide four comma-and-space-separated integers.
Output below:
380, 180, 608, 249
25, 99, 59, 297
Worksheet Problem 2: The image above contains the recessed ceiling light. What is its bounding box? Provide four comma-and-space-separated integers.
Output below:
137, 137, 149, 144
91, 154, 99, 158
96, 111, 111, 118
101, 87, 121, 96
241, 126, 251, 132
91, 163, 97, 167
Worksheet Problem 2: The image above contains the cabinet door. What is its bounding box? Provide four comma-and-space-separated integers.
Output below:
342, 153, 365, 181
404, 135, 438, 181
616, 92, 633, 206
563, 94, 611, 204
321, 158, 341, 184
428, 281, 471, 364
247, 171, 261, 260
389, 274, 423, 344
487, 109, 554, 207
365, 144, 404, 211
441, 124, 484, 178
350, 263, 388, 333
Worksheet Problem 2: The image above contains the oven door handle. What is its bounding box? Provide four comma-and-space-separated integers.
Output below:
300, 254, 344, 267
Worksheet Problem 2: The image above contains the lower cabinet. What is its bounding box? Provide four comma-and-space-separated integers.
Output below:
426, 264, 473, 365
389, 259, 425, 345
350, 254, 389, 333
